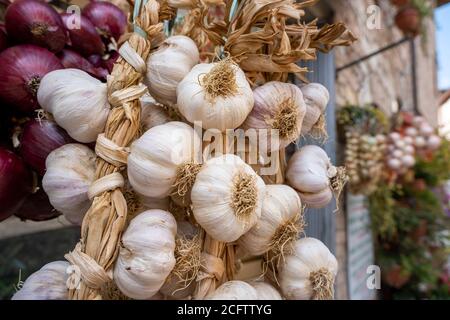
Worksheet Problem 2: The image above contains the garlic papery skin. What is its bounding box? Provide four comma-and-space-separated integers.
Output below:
140, 94, 171, 131
191, 154, 265, 242
177, 60, 254, 131
299, 83, 329, 136
249, 281, 283, 300
12, 261, 69, 300
145, 35, 199, 106
127, 121, 201, 199
160, 220, 201, 299
286, 145, 347, 209
42, 144, 96, 225
242, 82, 306, 152
114, 209, 177, 300
278, 237, 338, 300
238, 184, 303, 258
205, 281, 258, 300
37, 69, 110, 143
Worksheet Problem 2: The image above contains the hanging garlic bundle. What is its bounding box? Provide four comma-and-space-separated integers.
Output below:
127, 121, 201, 205
205, 281, 258, 300
140, 94, 171, 132
249, 281, 283, 300
160, 220, 201, 299
278, 237, 338, 300
114, 209, 177, 300
42, 144, 96, 225
145, 35, 199, 106
286, 145, 347, 209
238, 185, 304, 264
242, 82, 306, 152
191, 154, 265, 242
299, 83, 329, 137
177, 60, 254, 131
37, 69, 110, 143
12, 261, 69, 300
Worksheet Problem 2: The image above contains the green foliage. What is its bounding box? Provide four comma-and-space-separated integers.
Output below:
337, 105, 388, 136
415, 139, 450, 187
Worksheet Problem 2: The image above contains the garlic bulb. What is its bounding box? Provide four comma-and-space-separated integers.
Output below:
206, 281, 258, 300
37, 69, 110, 143
300, 83, 329, 136
114, 209, 177, 300
192, 154, 265, 242
278, 237, 338, 300
12, 261, 69, 300
177, 60, 254, 131
249, 281, 283, 300
242, 81, 306, 152
140, 94, 171, 131
286, 145, 347, 209
238, 184, 303, 258
127, 121, 201, 200
145, 35, 199, 106
42, 144, 95, 225
160, 220, 201, 299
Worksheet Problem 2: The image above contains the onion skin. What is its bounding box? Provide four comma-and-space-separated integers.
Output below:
61, 13, 105, 57
82, 2, 127, 41
58, 49, 108, 80
0, 147, 33, 221
19, 119, 73, 176
5, 0, 67, 52
15, 187, 60, 221
0, 45, 63, 112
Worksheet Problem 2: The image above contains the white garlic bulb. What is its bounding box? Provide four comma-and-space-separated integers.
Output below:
206, 281, 258, 300
286, 145, 346, 209
177, 60, 254, 131
145, 35, 199, 106
192, 154, 265, 242
127, 121, 201, 199
238, 184, 303, 257
140, 94, 171, 131
114, 209, 177, 300
278, 237, 338, 300
249, 281, 283, 300
37, 69, 110, 143
160, 220, 201, 299
242, 81, 306, 152
12, 261, 69, 300
300, 83, 329, 135
42, 144, 96, 225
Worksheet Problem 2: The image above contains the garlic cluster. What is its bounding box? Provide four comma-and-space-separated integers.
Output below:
238, 184, 303, 258
140, 94, 171, 131
242, 81, 306, 152
12, 261, 69, 300
114, 209, 177, 300
286, 145, 347, 209
177, 60, 254, 131
192, 154, 265, 242
127, 121, 201, 201
278, 237, 338, 300
37, 69, 110, 143
205, 281, 258, 300
145, 35, 199, 106
299, 83, 329, 137
42, 144, 96, 225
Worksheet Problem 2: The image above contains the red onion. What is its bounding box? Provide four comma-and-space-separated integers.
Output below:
83, 1, 127, 41
59, 49, 108, 80
0, 45, 63, 112
19, 118, 73, 176
103, 51, 119, 73
88, 54, 103, 68
15, 186, 60, 221
61, 13, 105, 57
5, 0, 67, 52
0, 147, 33, 221
0, 28, 8, 52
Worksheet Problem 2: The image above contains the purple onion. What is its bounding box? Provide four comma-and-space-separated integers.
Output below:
15, 186, 60, 221
59, 48, 108, 80
19, 118, 73, 176
83, 1, 127, 41
5, 0, 67, 52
